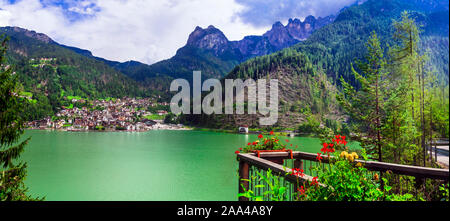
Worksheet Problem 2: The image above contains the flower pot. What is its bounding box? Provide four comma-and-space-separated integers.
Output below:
251, 149, 294, 165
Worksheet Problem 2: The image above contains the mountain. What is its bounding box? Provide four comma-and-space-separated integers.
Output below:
64, 15, 335, 85
179, 49, 342, 130
0, 26, 152, 121
180, 0, 449, 129
291, 0, 449, 85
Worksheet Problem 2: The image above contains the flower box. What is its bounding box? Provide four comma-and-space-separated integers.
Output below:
251, 149, 293, 165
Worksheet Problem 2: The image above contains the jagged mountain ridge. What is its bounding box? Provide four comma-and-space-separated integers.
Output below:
63, 15, 335, 84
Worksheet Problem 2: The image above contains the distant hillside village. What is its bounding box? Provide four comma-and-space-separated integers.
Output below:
27, 97, 187, 131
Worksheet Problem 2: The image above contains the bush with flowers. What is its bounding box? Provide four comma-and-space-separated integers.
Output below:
294, 135, 389, 201
234, 131, 297, 155
238, 134, 415, 201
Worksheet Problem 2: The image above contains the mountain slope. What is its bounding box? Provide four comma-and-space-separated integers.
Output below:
178, 49, 341, 129
291, 0, 449, 85
180, 0, 449, 130
1, 26, 152, 120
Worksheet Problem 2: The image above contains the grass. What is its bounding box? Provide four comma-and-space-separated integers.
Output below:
19, 91, 33, 98
143, 114, 165, 120
67, 96, 83, 100
191, 127, 236, 133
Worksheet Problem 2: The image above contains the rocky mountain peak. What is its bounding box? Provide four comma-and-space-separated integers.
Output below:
186, 25, 229, 51
286, 15, 336, 40
263, 21, 299, 50
304, 15, 317, 24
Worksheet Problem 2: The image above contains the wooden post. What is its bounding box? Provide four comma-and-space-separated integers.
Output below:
293, 159, 304, 170
238, 159, 249, 201
414, 176, 424, 193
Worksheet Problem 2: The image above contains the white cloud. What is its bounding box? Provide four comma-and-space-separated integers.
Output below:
0, 0, 268, 64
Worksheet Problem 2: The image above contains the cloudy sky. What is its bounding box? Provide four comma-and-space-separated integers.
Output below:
0, 0, 355, 64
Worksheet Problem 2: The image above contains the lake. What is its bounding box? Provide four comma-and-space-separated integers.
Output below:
20, 130, 352, 201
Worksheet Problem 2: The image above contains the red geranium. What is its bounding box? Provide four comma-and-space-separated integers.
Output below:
258, 134, 263, 139
316, 153, 323, 161
321, 143, 328, 153
298, 185, 306, 197
311, 176, 319, 186
270, 131, 274, 135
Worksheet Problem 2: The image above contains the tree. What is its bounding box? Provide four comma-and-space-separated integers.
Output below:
337, 32, 387, 162
390, 11, 429, 166
0, 35, 40, 201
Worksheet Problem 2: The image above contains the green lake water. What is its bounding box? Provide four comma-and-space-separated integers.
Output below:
20, 130, 358, 201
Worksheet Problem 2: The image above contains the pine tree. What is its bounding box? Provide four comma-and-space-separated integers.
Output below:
337, 32, 387, 162
390, 11, 430, 166
0, 35, 40, 201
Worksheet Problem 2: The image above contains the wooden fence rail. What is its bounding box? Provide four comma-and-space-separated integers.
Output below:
237, 151, 449, 201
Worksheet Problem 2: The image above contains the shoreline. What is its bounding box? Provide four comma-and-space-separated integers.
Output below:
25, 125, 318, 138
26, 123, 192, 132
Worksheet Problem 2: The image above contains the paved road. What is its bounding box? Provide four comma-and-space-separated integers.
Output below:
430, 145, 449, 168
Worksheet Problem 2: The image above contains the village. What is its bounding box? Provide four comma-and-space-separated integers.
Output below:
27, 97, 188, 132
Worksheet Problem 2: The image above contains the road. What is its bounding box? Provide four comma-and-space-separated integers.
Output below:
430, 145, 449, 168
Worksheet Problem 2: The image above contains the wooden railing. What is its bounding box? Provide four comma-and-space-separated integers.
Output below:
237, 151, 449, 201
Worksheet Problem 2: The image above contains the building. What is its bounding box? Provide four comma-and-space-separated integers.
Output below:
239, 125, 249, 134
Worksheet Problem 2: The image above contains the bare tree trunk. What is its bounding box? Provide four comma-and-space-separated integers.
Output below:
376, 71, 382, 162
420, 61, 426, 167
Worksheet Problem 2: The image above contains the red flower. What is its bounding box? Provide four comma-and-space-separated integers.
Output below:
335, 135, 339, 139
285, 139, 290, 143
270, 131, 274, 135
311, 176, 319, 186
291, 168, 298, 176
298, 185, 306, 196
290, 144, 293, 146
264, 140, 269, 144
316, 153, 323, 161
343, 140, 348, 146
247, 142, 251, 146
321, 143, 328, 153
291, 168, 304, 177
235, 150, 240, 154
329, 143, 334, 148
342, 135, 346, 140
258, 134, 263, 139
239, 148, 243, 150
252, 141, 257, 145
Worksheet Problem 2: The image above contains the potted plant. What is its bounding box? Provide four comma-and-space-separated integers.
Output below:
235, 131, 294, 164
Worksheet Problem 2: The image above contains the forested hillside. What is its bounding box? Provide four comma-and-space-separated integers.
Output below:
292, 0, 448, 85
179, 0, 449, 134
0, 27, 152, 121
179, 49, 342, 130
